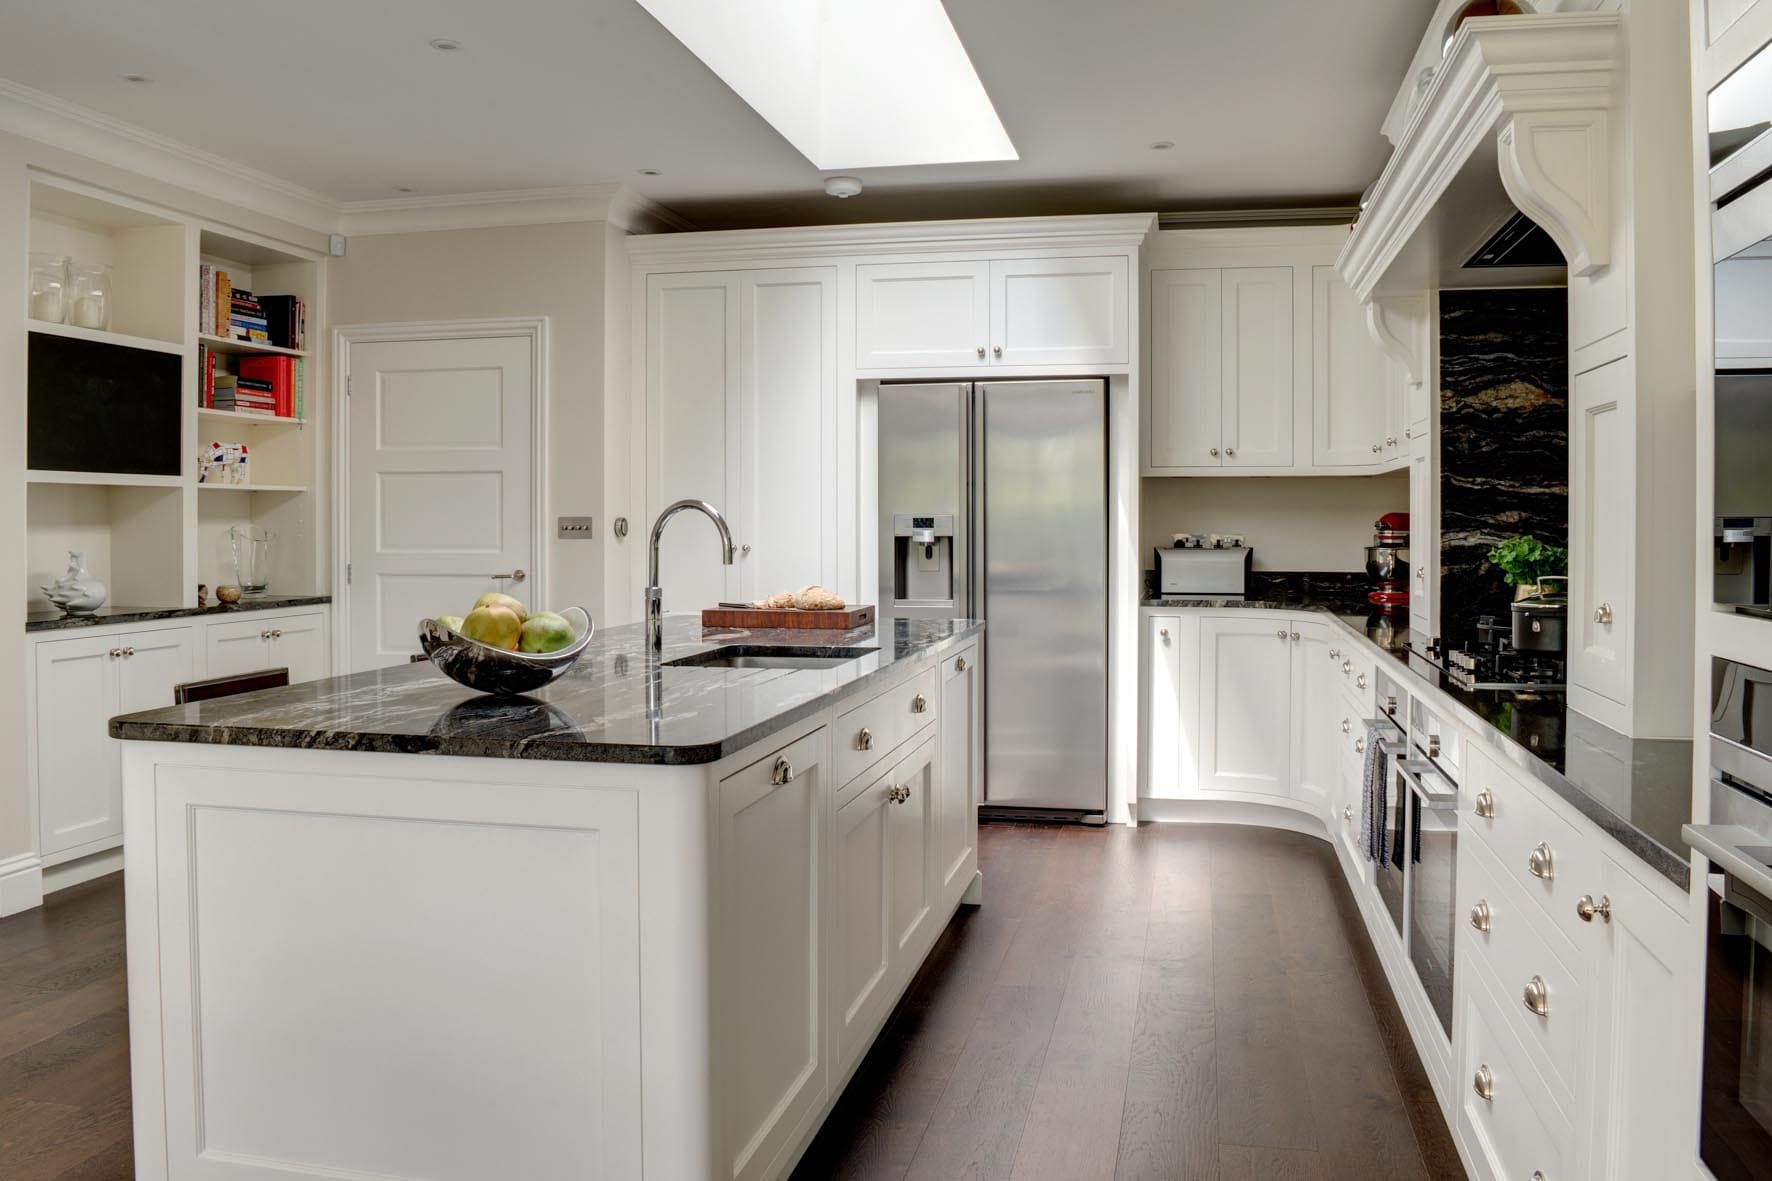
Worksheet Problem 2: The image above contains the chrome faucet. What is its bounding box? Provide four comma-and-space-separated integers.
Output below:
646, 499, 736, 652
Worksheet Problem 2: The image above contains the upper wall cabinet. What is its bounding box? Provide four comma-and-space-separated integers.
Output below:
1313, 267, 1401, 467
857, 256, 1128, 371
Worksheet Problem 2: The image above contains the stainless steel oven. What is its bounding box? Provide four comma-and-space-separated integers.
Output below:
1371, 675, 1408, 938
1688, 658, 1772, 1177
1400, 755, 1458, 1037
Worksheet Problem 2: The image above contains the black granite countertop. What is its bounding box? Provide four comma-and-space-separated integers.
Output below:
1140, 598, 1693, 889
27, 595, 332, 632
109, 614, 983, 766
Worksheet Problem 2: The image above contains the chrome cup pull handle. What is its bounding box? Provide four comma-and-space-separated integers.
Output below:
1474, 790, 1495, 819
1528, 841, 1554, 881
1523, 975, 1549, 1017
1473, 1065, 1494, 1102
856, 727, 873, 751
770, 758, 796, 785
1469, 900, 1491, 932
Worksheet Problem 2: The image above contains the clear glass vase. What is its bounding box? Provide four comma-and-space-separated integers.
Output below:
28, 253, 68, 324
229, 525, 275, 596
66, 262, 112, 331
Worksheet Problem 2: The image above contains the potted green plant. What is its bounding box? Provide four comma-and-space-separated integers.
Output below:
1487, 536, 1568, 601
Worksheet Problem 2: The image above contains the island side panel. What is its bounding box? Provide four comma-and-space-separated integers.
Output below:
121, 743, 682, 1181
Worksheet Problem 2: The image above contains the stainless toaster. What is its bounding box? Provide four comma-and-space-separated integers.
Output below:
1155, 545, 1253, 597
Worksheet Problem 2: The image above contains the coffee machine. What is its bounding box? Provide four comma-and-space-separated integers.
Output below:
1366, 512, 1410, 615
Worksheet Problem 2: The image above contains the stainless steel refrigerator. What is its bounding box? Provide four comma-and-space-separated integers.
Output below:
878, 380, 1107, 818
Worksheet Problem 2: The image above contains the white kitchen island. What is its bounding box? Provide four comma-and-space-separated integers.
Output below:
110, 615, 984, 1181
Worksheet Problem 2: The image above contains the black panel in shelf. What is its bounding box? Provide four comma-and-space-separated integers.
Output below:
28, 331, 182, 476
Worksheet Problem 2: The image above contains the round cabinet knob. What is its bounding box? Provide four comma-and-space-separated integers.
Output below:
271, 629, 283, 639
1341, 660, 1353, 675
912, 693, 928, 714
1474, 790, 1496, 819
1343, 806, 1354, 821
1159, 627, 1170, 640
1372, 443, 1382, 453
1209, 447, 1220, 457
123, 648, 135, 657
1523, 975, 1550, 1017
1593, 602, 1613, 624
1341, 719, 1351, 734
977, 345, 986, 357
1528, 841, 1555, 881
1328, 648, 1340, 660
1290, 631, 1301, 641
955, 656, 967, 672
1356, 673, 1367, 689
1473, 1064, 1495, 1102
1225, 447, 1236, 457
1470, 900, 1492, 932
1277, 628, 1289, 641
1576, 893, 1612, 923
1386, 436, 1397, 446
261, 630, 272, 641
992, 345, 1003, 357
1354, 737, 1366, 754
770, 758, 796, 785
1416, 566, 1425, 581
857, 727, 873, 751
108, 647, 123, 659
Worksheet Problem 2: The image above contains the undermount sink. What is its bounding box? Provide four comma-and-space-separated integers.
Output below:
664, 645, 878, 671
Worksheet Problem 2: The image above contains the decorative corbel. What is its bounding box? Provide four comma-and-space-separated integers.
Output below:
1496, 110, 1611, 276
1364, 295, 1429, 388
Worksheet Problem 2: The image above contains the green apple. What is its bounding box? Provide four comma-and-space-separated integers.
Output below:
460, 604, 522, 650
434, 614, 464, 634
473, 592, 527, 620
519, 611, 576, 654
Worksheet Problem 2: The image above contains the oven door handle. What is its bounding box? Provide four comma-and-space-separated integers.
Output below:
1687, 823, 1772, 923
1363, 717, 1404, 744
1398, 758, 1459, 810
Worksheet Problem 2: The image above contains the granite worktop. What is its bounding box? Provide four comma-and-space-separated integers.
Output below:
109, 614, 983, 766
27, 595, 332, 633
1140, 597, 1693, 889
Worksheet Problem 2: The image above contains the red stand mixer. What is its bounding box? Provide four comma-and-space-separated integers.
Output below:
1365, 511, 1410, 615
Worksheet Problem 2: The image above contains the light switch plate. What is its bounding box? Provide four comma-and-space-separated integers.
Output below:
557, 516, 594, 539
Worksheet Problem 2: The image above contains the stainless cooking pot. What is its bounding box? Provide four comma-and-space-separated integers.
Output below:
1510, 576, 1568, 653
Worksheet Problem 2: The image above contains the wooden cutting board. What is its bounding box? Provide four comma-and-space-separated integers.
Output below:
701, 604, 876, 631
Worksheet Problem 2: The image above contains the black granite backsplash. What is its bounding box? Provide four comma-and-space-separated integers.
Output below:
1438, 289, 1569, 642
1143, 568, 1370, 611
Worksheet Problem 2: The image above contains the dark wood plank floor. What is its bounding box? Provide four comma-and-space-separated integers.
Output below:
793, 822, 1466, 1181
0, 823, 1463, 1181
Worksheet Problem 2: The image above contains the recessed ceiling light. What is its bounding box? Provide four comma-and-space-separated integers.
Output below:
824, 175, 863, 199
119, 74, 153, 84
392, 186, 415, 194
1149, 140, 1175, 151
637, 168, 661, 177
428, 37, 463, 52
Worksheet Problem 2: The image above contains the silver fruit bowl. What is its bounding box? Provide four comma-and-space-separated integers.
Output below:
417, 606, 595, 696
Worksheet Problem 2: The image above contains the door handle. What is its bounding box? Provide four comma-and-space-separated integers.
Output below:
490, 570, 527, 582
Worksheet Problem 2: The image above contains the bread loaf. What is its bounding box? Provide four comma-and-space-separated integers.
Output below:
792, 584, 846, 611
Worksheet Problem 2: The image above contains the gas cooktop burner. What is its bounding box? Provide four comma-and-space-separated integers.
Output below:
1444, 623, 1565, 693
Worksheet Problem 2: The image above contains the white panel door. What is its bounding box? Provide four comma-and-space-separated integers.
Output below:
1148, 268, 1222, 469
346, 334, 535, 671
833, 770, 892, 1076
205, 616, 275, 679
989, 255, 1128, 366
1409, 432, 1439, 642
269, 611, 330, 684
33, 634, 121, 859
1144, 615, 1183, 798
739, 268, 836, 601
647, 273, 741, 616
117, 628, 194, 716
936, 643, 980, 895
1198, 615, 1292, 796
855, 261, 989, 369
886, 737, 936, 962
1289, 620, 1333, 814
1221, 266, 1294, 468
1311, 266, 1388, 468
1569, 359, 1633, 707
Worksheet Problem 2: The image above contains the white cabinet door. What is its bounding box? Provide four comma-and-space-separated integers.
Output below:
1582, 855, 1691, 1181
886, 737, 936, 962
1409, 431, 1438, 642
268, 611, 330, 684
833, 770, 892, 1075
1311, 266, 1389, 468
646, 271, 742, 614
33, 634, 121, 859
1148, 269, 1222, 469
116, 628, 194, 714
1289, 619, 1334, 814
1569, 359, 1633, 708
1145, 615, 1183, 799
989, 256, 1128, 367
856, 261, 989, 369
1198, 616, 1293, 796
738, 268, 836, 600
205, 615, 276, 680
937, 644, 980, 896
1221, 267, 1294, 468
715, 727, 827, 1181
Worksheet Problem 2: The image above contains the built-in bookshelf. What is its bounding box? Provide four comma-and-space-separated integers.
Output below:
22, 173, 326, 615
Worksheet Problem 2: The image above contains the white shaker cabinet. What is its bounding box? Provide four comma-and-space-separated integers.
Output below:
1410, 429, 1439, 643
1221, 266, 1295, 469
204, 609, 330, 685
936, 644, 980, 896
32, 626, 193, 861
1312, 266, 1393, 467
854, 260, 990, 369
833, 762, 895, 1073
1289, 619, 1335, 814
1148, 269, 1223, 469
1197, 615, 1293, 796
1568, 357, 1633, 712
988, 256, 1128, 367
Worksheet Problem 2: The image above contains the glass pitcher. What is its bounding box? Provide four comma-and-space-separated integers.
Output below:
229, 525, 275, 595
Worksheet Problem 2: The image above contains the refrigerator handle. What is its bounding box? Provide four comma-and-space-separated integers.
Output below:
970, 383, 985, 621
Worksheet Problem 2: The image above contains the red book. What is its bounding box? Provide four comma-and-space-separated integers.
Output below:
236, 355, 295, 417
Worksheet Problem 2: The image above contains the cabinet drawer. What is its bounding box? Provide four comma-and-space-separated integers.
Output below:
1458, 968, 1572, 1181
1467, 747, 1601, 945
1326, 640, 1375, 710
835, 667, 938, 788
1459, 837, 1585, 1102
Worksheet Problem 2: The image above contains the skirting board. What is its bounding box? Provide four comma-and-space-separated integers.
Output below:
42, 847, 122, 897
1136, 796, 1330, 840
0, 851, 45, 916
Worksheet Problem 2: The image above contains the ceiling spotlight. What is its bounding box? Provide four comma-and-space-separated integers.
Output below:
119, 74, 153, 84
428, 37, 463, 51
392, 186, 415, 194
637, 168, 661, 177
1149, 140, 1175, 151
824, 175, 863, 199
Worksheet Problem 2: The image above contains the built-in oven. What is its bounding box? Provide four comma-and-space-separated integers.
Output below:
1371, 675, 1408, 937
1399, 755, 1458, 1036
1687, 658, 1772, 1178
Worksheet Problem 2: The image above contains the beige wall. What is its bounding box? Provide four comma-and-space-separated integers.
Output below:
1140, 472, 1408, 572
328, 223, 611, 617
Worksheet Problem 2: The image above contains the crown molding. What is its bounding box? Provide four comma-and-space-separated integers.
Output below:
1337, 12, 1619, 303
336, 184, 694, 237
625, 212, 1157, 266
0, 76, 338, 233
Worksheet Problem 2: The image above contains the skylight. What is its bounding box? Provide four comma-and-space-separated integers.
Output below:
635, 0, 1018, 171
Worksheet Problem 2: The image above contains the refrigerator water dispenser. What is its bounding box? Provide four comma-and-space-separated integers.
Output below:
892, 513, 955, 607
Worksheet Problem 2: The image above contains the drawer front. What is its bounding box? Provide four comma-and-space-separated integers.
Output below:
835, 667, 938, 787
1328, 641, 1375, 710
1459, 837, 1585, 1101
1458, 968, 1571, 1181
1467, 746, 1601, 945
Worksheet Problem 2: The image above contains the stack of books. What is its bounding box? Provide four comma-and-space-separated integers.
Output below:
197, 266, 306, 349
197, 345, 306, 418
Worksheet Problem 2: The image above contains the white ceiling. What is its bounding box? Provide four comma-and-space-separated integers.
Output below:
0, 0, 1432, 230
